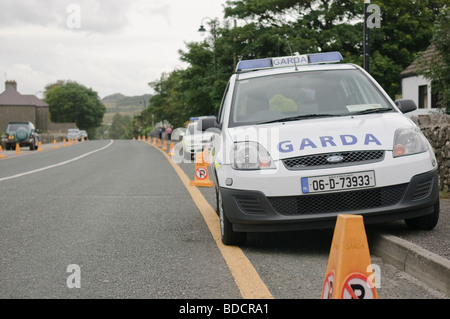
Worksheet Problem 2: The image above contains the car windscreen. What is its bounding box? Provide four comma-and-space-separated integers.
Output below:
229, 69, 392, 127
7, 124, 28, 132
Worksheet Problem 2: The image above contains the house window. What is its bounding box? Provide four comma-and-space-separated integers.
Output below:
418, 85, 428, 109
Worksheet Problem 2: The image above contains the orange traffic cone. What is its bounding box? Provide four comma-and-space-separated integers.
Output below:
321, 214, 378, 299
53, 140, 58, 149
152, 137, 157, 145
162, 140, 168, 150
190, 152, 214, 187
37, 141, 43, 151
0, 145, 5, 158
169, 143, 175, 156
15, 143, 21, 154
63, 139, 67, 146
157, 139, 162, 147
202, 147, 212, 166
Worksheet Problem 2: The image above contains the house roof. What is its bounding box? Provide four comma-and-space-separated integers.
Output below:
23, 95, 49, 108
400, 45, 439, 78
0, 82, 48, 107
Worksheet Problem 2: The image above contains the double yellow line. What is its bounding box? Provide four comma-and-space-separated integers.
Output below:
149, 141, 273, 299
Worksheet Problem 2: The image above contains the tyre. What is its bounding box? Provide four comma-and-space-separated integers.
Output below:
30, 139, 35, 150
216, 186, 246, 246
405, 200, 440, 230
183, 147, 191, 162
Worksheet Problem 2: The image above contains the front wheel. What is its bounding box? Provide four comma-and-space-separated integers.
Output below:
405, 200, 440, 230
216, 187, 246, 246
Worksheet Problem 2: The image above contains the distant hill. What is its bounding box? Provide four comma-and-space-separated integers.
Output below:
102, 93, 126, 102
101, 93, 152, 124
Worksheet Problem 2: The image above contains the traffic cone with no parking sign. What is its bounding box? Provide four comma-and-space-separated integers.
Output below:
190, 152, 214, 187
169, 143, 175, 156
162, 140, 168, 150
321, 214, 378, 299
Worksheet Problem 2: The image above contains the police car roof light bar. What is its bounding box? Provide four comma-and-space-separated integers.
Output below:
308, 52, 343, 64
236, 58, 272, 72
236, 52, 343, 72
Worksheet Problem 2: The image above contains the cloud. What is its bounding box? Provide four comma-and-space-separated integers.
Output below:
0, 0, 138, 33
0, 0, 227, 98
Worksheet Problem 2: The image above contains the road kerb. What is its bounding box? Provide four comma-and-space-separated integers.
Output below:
370, 232, 450, 296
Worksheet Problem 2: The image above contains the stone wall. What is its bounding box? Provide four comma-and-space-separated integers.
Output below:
411, 113, 450, 192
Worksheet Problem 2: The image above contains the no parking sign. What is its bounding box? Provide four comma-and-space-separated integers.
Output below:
341, 273, 377, 299
195, 167, 208, 180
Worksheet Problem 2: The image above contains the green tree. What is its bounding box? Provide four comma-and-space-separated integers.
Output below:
108, 113, 131, 139
417, 8, 450, 112
44, 81, 106, 137
143, 0, 447, 127
224, 0, 446, 98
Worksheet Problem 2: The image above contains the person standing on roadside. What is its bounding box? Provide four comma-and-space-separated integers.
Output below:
166, 126, 172, 140
158, 127, 162, 139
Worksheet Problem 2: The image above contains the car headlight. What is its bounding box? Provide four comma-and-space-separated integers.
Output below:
232, 141, 275, 170
393, 127, 428, 157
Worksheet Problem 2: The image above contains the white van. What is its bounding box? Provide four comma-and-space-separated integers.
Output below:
200, 52, 439, 245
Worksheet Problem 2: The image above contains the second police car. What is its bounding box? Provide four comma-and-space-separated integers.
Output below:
200, 52, 440, 245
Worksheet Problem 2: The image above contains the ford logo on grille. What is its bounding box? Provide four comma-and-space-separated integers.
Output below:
327, 155, 344, 163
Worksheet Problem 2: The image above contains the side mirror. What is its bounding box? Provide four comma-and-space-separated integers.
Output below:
395, 99, 417, 114
198, 117, 218, 132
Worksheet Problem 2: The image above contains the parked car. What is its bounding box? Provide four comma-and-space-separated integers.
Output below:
4, 121, 39, 151
201, 51, 439, 245
182, 121, 215, 160
79, 130, 88, 140
66, 129, 81, 141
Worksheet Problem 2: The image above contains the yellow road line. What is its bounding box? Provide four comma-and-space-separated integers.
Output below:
149, 141, 273, 299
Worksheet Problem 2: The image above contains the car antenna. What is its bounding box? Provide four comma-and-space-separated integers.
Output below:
285, 38, 298, 71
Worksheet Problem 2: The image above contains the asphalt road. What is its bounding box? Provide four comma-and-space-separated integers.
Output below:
0, 140, 448, 299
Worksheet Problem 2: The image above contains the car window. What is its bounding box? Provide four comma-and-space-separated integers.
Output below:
217, 81, 230, 124
186, 124, 196, 136
7, 124, 28, 132
229, 69, 392, 126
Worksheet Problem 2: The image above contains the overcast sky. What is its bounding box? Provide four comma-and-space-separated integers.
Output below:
0, 0, 227, 99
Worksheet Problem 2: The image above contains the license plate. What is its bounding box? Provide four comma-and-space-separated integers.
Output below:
301, 171, 376, 194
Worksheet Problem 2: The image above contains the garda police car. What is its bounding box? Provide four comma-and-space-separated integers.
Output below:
200, 52, 439, 245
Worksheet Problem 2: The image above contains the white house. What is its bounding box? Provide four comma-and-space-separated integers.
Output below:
400, 46, 439, 116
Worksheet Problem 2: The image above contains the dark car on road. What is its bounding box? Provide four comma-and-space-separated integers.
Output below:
4, 121, 40, 150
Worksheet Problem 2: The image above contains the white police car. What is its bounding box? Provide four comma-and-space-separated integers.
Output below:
200, 52, 439, 245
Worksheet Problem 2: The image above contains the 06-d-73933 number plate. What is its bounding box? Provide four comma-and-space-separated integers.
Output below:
301, 171, 376, 194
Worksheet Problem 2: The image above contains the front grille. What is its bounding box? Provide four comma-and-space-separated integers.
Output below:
268, 184, 407, 216
235, 196, 264, 214
282, 150, 385, 170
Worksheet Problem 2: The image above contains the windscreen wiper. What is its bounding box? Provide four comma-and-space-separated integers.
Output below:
352, 108, 393, 115
258, 114, 342, 124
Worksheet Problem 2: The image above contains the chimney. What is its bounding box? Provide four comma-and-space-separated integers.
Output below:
5, 80, 17, 91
